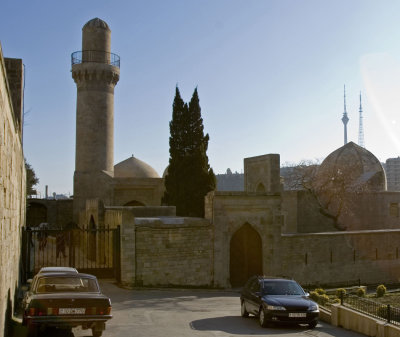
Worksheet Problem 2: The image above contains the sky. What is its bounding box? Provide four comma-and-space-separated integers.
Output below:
2, 0, 400, 197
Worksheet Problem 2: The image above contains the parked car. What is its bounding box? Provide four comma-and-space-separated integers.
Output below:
37, 266, 78, 274
22, 271, 112, 337
240, 275, 319, 328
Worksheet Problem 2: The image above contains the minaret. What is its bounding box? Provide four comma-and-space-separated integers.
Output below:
71, 18, 120, 221
358, 92, 365, 148
341, 85, 349, 145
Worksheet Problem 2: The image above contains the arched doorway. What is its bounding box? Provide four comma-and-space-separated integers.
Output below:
124, 200, 145, 206
230, 223, 262, 287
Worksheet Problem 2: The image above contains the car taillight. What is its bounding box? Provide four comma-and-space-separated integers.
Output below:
97, 307, 111, 315
29, 308, 47, 316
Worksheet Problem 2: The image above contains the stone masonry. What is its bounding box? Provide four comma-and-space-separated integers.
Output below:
0, 44, 26, 337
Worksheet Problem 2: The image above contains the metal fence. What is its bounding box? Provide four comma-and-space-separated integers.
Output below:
342, 294, 400, 326
22, 225, 121, 282
71, 50, 120, 68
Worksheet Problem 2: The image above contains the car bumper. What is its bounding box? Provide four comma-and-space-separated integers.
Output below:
25, 314, 112, 327
265, 311, 319, 324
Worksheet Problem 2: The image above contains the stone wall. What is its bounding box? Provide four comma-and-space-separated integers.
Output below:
0, 44, 26, 337
27, 199, 73, 228
135, 219, 213, 286
276, 230, 400, 287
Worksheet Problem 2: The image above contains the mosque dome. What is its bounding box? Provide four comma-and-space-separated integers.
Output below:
316, 141, 386, 192
83, 18, 110, 30
162, 166, 169, 178
114, 156, 160, 178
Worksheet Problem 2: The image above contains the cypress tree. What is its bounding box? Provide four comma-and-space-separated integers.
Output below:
163, 87, 216, 217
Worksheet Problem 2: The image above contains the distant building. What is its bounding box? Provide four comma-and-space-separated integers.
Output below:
385, 157, 400, 191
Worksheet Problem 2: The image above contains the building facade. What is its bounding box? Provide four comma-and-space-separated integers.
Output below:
0, 44, 26, 337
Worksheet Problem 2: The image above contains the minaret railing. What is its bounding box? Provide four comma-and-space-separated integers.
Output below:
71, 51, 120, 68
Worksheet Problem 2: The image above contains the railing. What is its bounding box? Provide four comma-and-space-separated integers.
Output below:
71, 50, 120, 68
341, 294, 400, 326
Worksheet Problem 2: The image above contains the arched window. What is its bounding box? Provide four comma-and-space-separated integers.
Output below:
256, 183, 265, 193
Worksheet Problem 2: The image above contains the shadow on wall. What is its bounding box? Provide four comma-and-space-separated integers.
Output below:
3, 289, 12, 337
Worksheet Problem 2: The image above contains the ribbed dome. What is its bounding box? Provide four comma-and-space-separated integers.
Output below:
114, 156, 160, 178
83, 18, 110, 31
316, 142, 386, 191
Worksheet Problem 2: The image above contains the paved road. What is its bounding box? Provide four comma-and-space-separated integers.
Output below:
15, 280, 368, 337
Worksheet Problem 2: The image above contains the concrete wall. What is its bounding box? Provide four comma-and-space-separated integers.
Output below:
0, 44, 26, 337
331, 304, 400, 337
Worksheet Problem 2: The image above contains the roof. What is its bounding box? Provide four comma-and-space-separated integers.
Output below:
114, 156, 160, 178
316, 142, 387, 192
83, 18, 110, 31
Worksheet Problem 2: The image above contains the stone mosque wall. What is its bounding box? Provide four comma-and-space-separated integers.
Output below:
0, 45, 26, 337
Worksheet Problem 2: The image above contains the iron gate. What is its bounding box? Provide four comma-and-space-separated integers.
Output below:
22, 225, 120, 282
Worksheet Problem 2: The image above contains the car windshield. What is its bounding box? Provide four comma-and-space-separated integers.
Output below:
261, 280, 305, 296
35, 276, 99, 293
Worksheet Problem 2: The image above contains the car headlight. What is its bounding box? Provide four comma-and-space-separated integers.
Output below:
309, 304, 319, 311
266, 305, 286, 311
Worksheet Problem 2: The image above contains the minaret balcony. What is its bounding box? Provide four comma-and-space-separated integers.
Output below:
71, 50, 120, 68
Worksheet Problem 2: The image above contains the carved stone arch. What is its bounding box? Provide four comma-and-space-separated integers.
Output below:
256, 182, 266, 193
230, 223, 263, 287
124, 200, 145, 206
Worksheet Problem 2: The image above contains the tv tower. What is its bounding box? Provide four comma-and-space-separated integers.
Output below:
342, 85, 349, 145
358, 92, 365, 148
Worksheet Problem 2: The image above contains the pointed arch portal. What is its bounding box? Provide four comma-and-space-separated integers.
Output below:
230, 223, 262, 287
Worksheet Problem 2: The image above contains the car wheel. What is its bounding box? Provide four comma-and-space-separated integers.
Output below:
241, 300, 249, 317
308, 320, 318, 329
92, 328, 103, 337
259, 307, 268, 328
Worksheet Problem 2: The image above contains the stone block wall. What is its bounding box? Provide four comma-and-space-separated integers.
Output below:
0, 45, 26, 337
135, 219, 213, 287
277, 230, 400, 287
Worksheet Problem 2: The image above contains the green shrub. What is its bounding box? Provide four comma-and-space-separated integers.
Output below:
309, 291, 319, 303
315, 288, 326, 295
318, 294, 330, 305
376, 284, 386, 298
356, 287, 366, 297
332, 298, 340, 304
335, 288, 347, 298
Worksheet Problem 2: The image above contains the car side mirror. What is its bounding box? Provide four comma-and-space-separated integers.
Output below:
305, 292, 310, 297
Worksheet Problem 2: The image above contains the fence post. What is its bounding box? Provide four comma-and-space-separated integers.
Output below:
387, 304, 391, 323
340, 291, 344, 305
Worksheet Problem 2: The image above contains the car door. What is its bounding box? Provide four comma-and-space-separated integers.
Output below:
247, 279, 262, 314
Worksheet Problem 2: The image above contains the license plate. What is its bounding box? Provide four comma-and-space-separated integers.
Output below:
59, 308, 85, 315
289, 313, 307, 318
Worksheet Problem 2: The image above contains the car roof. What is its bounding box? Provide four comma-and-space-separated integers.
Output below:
36, 272, 98, 279
38, 266, 78, 274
